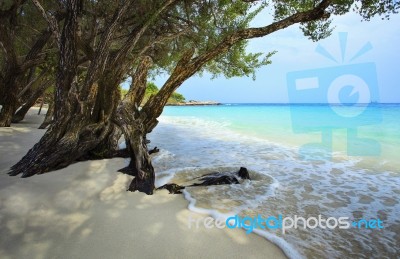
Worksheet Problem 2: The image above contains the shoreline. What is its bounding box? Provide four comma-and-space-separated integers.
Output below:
0, 108, 287, 259
155, 106, 400, 258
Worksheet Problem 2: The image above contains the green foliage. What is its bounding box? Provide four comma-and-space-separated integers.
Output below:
148, 0, 398, 80
141, 82, 159, 103
300, 20, 333, 42
119, 82, 185, 104
144, 82, 186, 104
145, 82, 158, 96
150, 0, 273, 80
169, 92, 186, 104
272, 0, 399, 41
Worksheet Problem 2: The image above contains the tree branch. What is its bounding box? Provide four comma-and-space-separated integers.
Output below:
18, 68, 49, 98
140, 0, 333, 130
119, 56, 153, 115
191, 0, 332, 68
31, 0, 61, 47
112, 0, 178, 66
79, 0, 132, 101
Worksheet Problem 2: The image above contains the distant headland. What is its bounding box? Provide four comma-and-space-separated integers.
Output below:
166, 100, 222, 106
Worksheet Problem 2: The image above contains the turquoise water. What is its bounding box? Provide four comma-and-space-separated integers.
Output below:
162, 104, 400, 170
150, 104, 400, 259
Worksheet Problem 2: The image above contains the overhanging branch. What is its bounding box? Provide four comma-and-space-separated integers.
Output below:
141, 0, 333, 129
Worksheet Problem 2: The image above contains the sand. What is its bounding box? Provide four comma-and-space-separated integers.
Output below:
0, 108, 287, 259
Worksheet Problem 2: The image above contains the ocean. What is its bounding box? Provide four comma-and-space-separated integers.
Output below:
148, 104, 400, 259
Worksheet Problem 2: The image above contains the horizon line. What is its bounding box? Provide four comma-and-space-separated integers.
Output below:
213, 102, 400, 105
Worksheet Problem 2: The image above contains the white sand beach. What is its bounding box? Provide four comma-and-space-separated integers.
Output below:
0, 108, 286, 259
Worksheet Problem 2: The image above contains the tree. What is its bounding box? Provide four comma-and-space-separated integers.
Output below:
4, 0, 399, 195
0, 0, 58, 126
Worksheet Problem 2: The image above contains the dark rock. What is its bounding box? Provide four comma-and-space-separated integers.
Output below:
237, 167, 250, 180
149, 146, 159, 155
156, 183, 185, 194
158, 167, 250, 194
190, 173, 240, 186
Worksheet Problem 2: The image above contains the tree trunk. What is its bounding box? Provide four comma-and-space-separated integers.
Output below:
114, 56, 156, 194
0, 5, 19, 127
0, 70, 19, 127
38, 99, 54, 129
0, 92, 18, 127
12, 103, 34, 123
38, 97, 44, 115
12, 81, 51, 123
0, 3, 53, 127
8, 0, 128, 177
9, 114, 113, 177
127, 136, 155, 194
116, 109, 155, 194
0, 40, 19, 127
77, 123, 124, 160
7, 0, 103, 177
0, 107, 16, 127
121, 118, 155, 195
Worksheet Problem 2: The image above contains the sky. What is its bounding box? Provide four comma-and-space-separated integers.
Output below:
151, 8, 400, 104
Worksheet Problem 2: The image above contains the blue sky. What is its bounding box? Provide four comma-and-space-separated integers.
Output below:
150, 9, 400, 104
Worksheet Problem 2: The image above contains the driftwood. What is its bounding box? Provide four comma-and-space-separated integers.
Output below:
156, 183, 185, 194
149, 146, 159, 155
156, 167, 251, 194
190, 174, 239, 186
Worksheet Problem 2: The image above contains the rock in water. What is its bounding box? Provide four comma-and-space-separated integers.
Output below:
149, 146, 160, 155
156, 183, 185, 194
191, 167, 250, 185
157, 167, 251, 194
190, 174, 240, 186
238, 167, 250, 180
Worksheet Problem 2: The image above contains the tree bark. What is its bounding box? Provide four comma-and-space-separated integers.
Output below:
0, 66, 19, 127
38, 97, 44, 115
0, 2, 53, 127
12, 81, 51, 123
8, 0, 102, 177
8, 0, 127, 177
9, 115, 115, 177
0, 4, 20, 127
0, 93, 18, 127
39, 99, 54, 129
8, 0, 128, 177
114, 56, 155, 194
125, 125, 155, 195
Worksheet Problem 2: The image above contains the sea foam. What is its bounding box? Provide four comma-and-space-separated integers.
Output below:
149, 112, 400, 259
